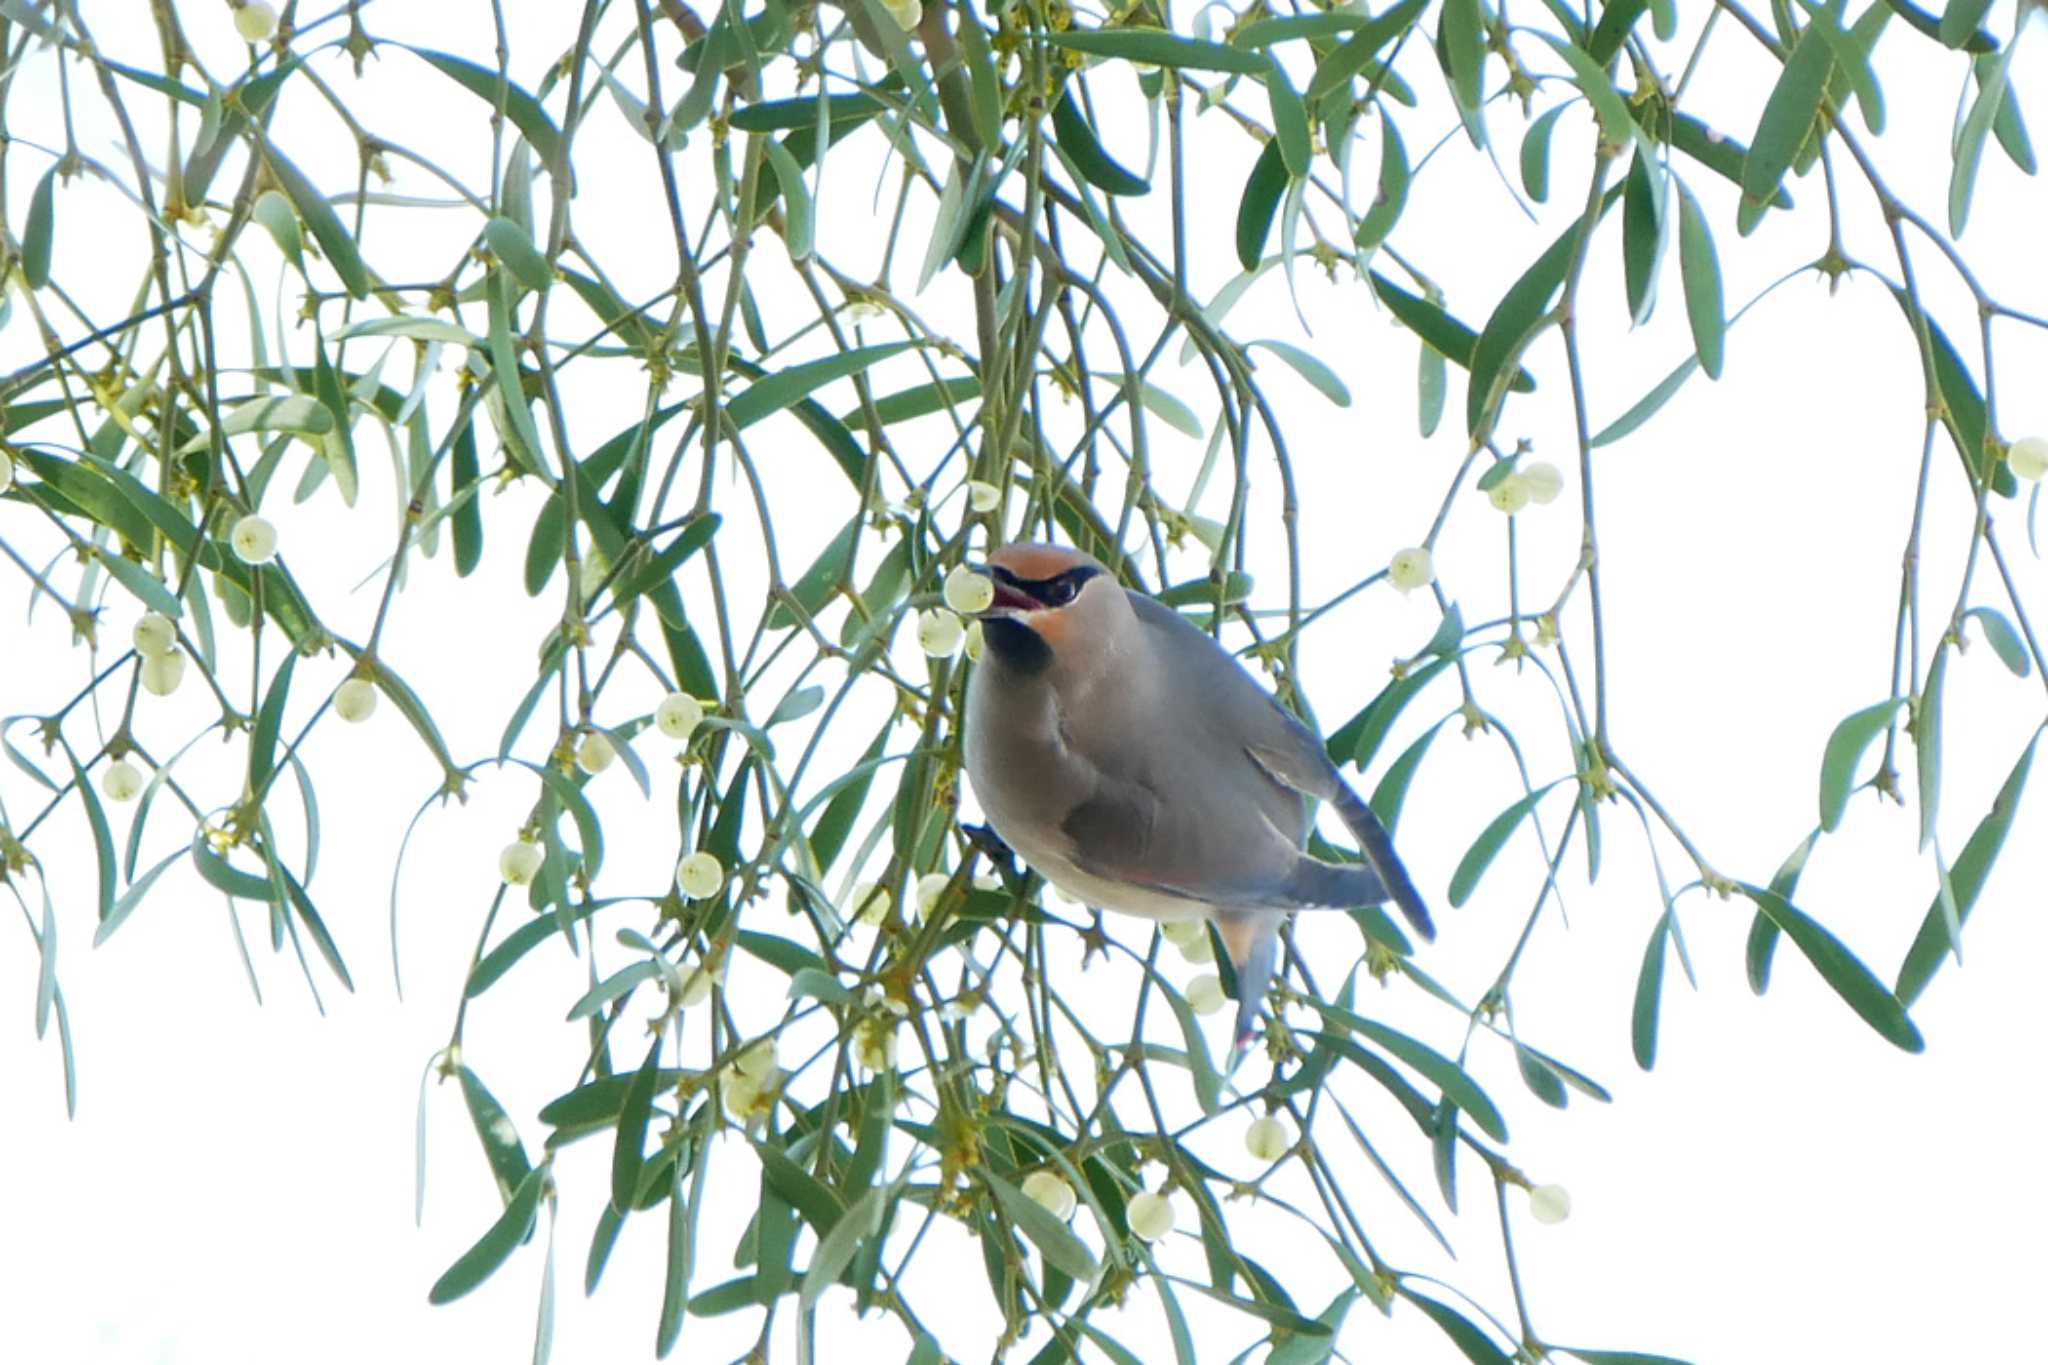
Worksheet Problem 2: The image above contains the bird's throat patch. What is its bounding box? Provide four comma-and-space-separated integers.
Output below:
981, 616, 1053, 674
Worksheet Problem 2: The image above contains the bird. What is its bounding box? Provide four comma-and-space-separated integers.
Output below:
960, 542, 1434, 1059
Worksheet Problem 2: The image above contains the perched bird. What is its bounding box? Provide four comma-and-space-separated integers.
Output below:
961, 542, 1434, 1056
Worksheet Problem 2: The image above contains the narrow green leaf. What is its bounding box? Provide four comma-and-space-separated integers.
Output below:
801, 1185, 882, 1311
1631, 913, 1670, 1070
1418, 339, 1446, 436
1947, 38, 2015, 237
1621, 145, 1666, 326
1313, 1000, 1508, 1140
1403, 1289, 1512, 1365
727, 342, 917, 431
1330, 655, 1453, 772
1675, 182, 1726, 378
459, 1066, 534, 1201
1304, 0, 1428, 102
1369, 718, 1445, 832
612, 1037, 664, 1212
1250, 340, 1350, 406
1449, 781, 1562, 907
428, 1166, 545, 1304
1043, 28, 1271, 75
840, 375, 983, 427
1441, 0, 1486, 132
1742, 885, 1924, 1052
1051, 85, 1149, 195
1741, 26, 1833, 206
22, 164, 56, 288
767, 514, 860, 630
263, 146, 370, 298
1588, 0, 1652, 63
248, 652, 296, 799
1268, 61, 1313, 177
1897, 730, 2036, 1004
1817, 697, 1905, 831
1937, 0, 1994, 48
1537, 34, 1636, 146
1916, 648, 1947, 850
1237, 141, 1287, 271
412, 49, 564, 165
94, 846, 187, 946
763, 138, 815, 261
1356, 116, 1409, 251
729, 94, 884, 132
1962, 606, 2030, 677
485, 216, 553, 293
1520, 104, 1566, 202
986, 1170, 1098, 1281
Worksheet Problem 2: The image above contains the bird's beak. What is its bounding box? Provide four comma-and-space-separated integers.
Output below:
972, 564, 1037, 615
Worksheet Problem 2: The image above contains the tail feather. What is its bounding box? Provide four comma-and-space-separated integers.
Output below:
1329, 780, 1436, 940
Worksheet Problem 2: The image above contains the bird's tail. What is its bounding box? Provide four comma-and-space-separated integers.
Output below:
1326, 780, 1436, 941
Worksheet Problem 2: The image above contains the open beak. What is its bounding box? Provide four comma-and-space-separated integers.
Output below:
972, 564, 1037, 615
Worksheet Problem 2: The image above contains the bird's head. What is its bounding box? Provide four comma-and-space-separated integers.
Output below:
974, 543, 1124, 674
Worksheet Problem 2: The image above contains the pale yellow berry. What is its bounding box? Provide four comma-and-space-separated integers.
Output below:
655, 692, 704, 740
499, 839, 543, 886
883, 0, 922, 30
967, 479, 1000, 514
1487, 475, 1530, 515
1022, 1170, 1077, 1219
678, 958, 724, 1007
576, 731, 616, 775
234, 1, 277, 41
140, 649, 187, 697
1159, 920, 1206, 948
677, 851, 725, 898
849, 880, 891, 925
1529, 1183, 1572, 1224
964, 619, 986, 663
1387, 546, 1434, 593
915, 871, 951, 919
0, 450, 12, 494
101, 759, 145, 803
972, 867, 1003, 892
843, 298, 886, 324
1244, 1115, 1290, 1162
1127, 1190, 1174, 1241
1175, 928, 1214, 964
1186, 973, 1226, 1016
722, 1064, 778, 1124
2010, 435, 2048, 481
855, 1017, 899, 1071
132, 612, 177, 658
917, 607, 965, 659
944, 564, 995, 615
230, 514, 278, 565
333, 678, 377, 723
1520, 460, 1564, 505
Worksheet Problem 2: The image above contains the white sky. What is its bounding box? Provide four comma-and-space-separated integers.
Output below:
3, 2, 2046, 1364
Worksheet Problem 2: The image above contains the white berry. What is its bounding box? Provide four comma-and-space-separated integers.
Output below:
1244, 1115, 1290, 1162
944, 565, 995, 615
2010, 435, 2048, 481
1175, 927, 1214, 964
234, 1, 277, 41
1160, 920, 1206, 948
101, 759, 145, 803
0, 450, 12, 494
735, 1039, 778, 1082
1022, 1170, 1077, 1220
1387, 546, 1434, 593
499, 839, 544, 886
1487, 475, 1530, 515
964, 619, 985, 663
678, 958, 723, 1008
655, 692, 704, 740
972, 867, 1002, 892
132, 612, 177, 658
917, 607, 965, 659
915, 871, 951, 919
676, 851, 725, 898
1127, 1190, 1174, 1241
140, 649, 187, 697
575, 731, 616, 775
883, 0, 921, 30
849, 880, 891, 926
1529, 1183, 1572, 1224
1186, 973, 1226, 1017
1520, 460, 1564, 505
967, 479, 1000, 514
230, 514, 278, 565
334, 678, 377, 723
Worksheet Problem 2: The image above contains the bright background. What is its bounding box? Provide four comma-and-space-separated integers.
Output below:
3, 3, 2045, 1363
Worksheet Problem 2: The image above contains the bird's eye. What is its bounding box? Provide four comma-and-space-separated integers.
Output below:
1038, 576, 1079, 607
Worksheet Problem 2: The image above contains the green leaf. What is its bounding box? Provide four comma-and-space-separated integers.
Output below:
1937, 0, 1994, 48
1467, 187, 1619, 437
1588, 0, 1652, 63
1250, 340, 1350, 406
22, 163, 56, 288
1520, 104, 1567, 203
1304, 0, 1428, 102
459, 1066, 534, 1201
614, 513, 722, 604
1621, 146, 1666, 326
986, 1171, 1098, 1281
727, 342, 917, 431
1330, 655, 1453, 772
1043, 28, 1271, 75
1268, 60, 1313, 177
1313, 1000, 1508, 1141
1817, 697, 1905, 831
1675, 181, 1726, 378
485, 215, 553, 293
729, 93, 884, 131
1052, 84, 1149, 195
1137, 381, 1204, 438
1369, 718, 1445, 832
1537, 34, 1636, 147
1741, 26, 1833, 207
841, 375, 983, 427
1418, 338, 1446, 436
1741, 885, 1924, 1052
1403, 1288, 1512, 1365
1558, 1350, 1698, 1365
801, 1185, 884, 1311
1357, 117, 1410, 252
1747, 830, 1817, 994
1947, 37, 2015, 237
612, 1037, 664, 1212
1236, 140, 1288, 271
263, 146, 371, 298
1592, 355, 1700, 447
1631, 913, 1670, 1070
767, 514, 860, 630
1962, 606, 2030, 677
1897, 730, 2036, 1004
93, 846, 187, 947
1449, 781, 1562, 907
763, 138, 815, 261
247, 652, 297, 797
428, 1166, 545, 1304
412, 49, 564, 165
1441, 0, 1486, 134
1916, 648, 1946, 850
